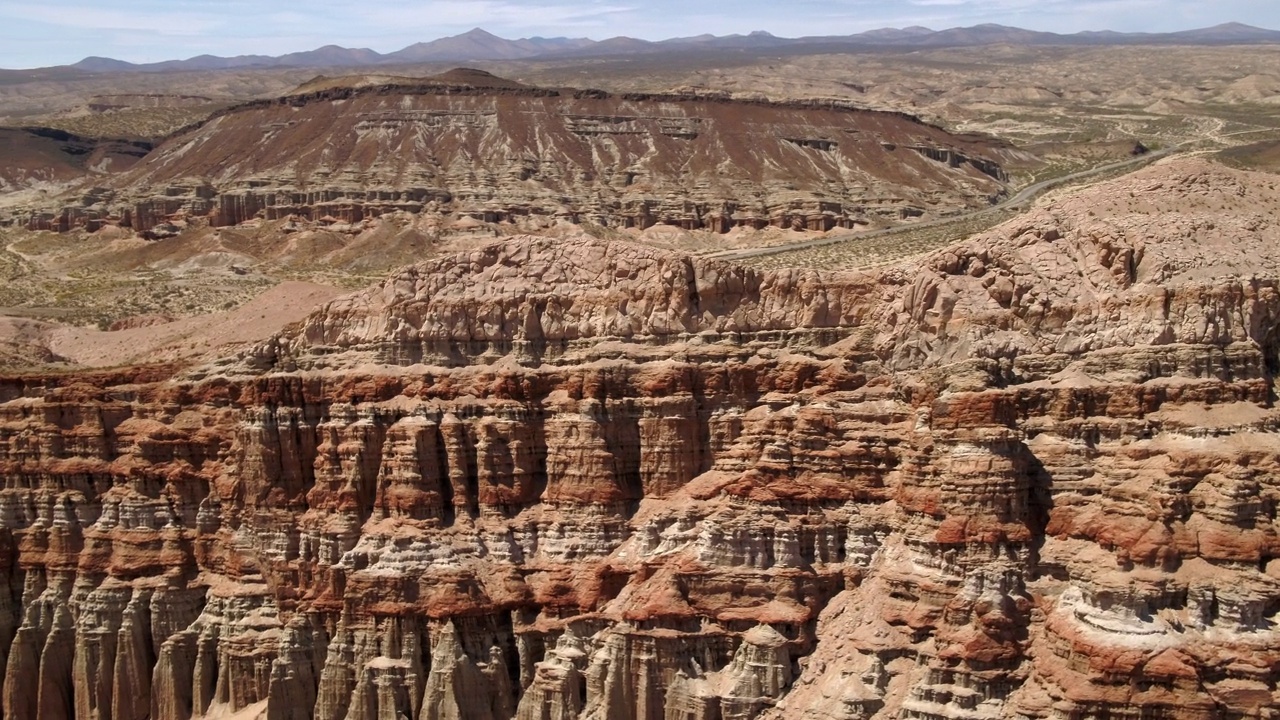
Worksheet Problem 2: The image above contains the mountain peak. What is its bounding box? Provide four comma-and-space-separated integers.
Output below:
29, 22, 1280, 74
72, 56, 138, 71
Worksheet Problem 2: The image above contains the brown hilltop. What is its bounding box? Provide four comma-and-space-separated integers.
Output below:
14, 70, 1014, 236
423, 67, 533, 89
288, 67, 532, 95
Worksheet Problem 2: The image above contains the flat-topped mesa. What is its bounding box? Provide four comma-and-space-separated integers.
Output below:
13, 70, 1014, 235
240, 236, 879, 371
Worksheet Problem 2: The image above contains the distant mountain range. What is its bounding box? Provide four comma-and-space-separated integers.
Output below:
66, 23, 1280, 74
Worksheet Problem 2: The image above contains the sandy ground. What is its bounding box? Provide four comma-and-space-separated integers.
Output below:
0, 280, 343, 369
198, 700, 268, 720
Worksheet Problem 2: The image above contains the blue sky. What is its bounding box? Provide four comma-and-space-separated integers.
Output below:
0, 0, 1277, 68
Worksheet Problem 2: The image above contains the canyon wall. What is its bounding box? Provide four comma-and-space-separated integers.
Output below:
2, 158, 1280, 719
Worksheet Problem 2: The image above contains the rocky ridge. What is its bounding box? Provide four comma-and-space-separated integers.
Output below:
6, 71, 1014, 238
0, 157, 1279, 720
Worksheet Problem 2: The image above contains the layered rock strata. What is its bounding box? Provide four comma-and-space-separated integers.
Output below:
0, 128, 150, 193
1, 158, 1280, 720
9, 71, 1014, 236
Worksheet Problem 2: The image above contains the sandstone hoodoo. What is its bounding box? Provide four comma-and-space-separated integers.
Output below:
16, 70, 1014, 236
1, 157, 1280, 719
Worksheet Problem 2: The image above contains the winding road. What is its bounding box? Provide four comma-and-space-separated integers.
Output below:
704, 123, 1277, 263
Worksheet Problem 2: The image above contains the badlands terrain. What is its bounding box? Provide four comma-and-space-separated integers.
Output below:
2, 26, 1280, 720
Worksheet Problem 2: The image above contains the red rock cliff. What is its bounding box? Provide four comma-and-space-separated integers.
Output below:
2, 158, 1280, 720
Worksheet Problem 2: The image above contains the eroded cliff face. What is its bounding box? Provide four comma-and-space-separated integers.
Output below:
0, 128, 150, 192
2, 158, 1280, 720
10, 71, 1013, 237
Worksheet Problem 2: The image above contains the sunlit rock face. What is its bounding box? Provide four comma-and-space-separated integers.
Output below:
4, 157, 1280, 720
12, 71, 1012, 236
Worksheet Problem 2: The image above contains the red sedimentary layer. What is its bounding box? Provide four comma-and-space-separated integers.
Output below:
1, 158, 1279, 720
9, 74, 1012, 237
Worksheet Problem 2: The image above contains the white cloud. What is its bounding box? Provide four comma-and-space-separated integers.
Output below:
0, 1, 228, 34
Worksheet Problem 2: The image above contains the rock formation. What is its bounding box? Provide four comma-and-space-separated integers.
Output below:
6, 70, 1014, 236
1, 157, 1280, 719
0, 128, 150, 193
